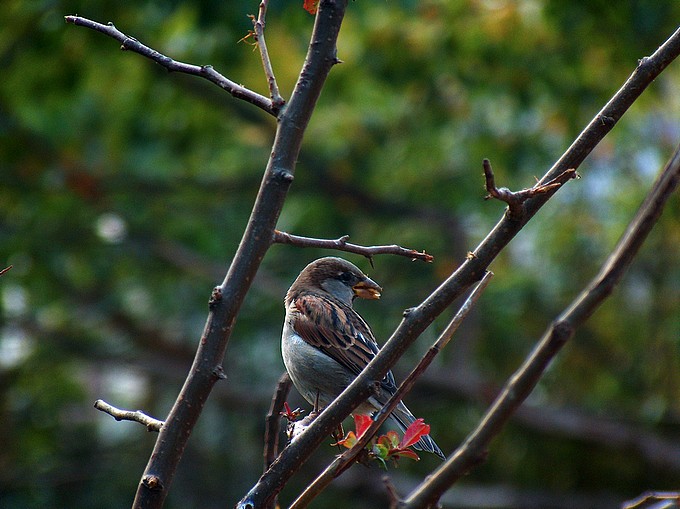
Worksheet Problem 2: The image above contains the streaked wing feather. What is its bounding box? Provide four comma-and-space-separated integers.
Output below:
290, 293, 396, 391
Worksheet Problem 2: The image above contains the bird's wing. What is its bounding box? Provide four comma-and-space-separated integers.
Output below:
289, 292, 397, 391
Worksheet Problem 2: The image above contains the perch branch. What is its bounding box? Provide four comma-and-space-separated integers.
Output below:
289, 272, 493, 509
0, 265, 12, 276
64, 15, 277, 116
400, 143, 680, 508
273, 230, 433, 263
94, 399, 164, 432
239, 26, 680, 509
483, 159, 579, 219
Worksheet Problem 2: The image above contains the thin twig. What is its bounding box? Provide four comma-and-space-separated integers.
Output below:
400, 144, 680, 508
263, 373, 292, 472
273, 230, 434, 263
251, 0, 285, 109
288, 272, 493, 509
64, 16, 277, 116
0, 265, 12, 276
483, 159, 579, 219
94, 399, 164, 432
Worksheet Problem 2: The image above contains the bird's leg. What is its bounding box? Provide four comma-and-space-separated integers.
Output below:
330, 422, 345, 453
313, 390, 345, 450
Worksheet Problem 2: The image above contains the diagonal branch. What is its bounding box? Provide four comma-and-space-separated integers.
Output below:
400, 143, 680, 508
273, 230, 434, 263
288, 271, 493, 509
123, 1, 350, 508
64, 15, 277, 116
237, 25, 680, 509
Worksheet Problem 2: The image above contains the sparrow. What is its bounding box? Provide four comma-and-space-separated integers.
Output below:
281, 257, 445, 459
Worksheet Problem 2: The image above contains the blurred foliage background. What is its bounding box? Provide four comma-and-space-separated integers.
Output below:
1, 1, 679, 508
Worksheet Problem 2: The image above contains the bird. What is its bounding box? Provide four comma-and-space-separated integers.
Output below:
281, 256, 445, 459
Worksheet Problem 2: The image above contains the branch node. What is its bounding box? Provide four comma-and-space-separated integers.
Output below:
209, 286, 223, 308
274, 167, 294, 182
212, 366, 227, 381
599, 114, 615, 126
550, 320, 574, 345
483, 159, 578, 220
142, 474, 164, 491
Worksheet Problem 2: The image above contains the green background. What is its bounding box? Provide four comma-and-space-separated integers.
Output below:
1, 1, 679, 508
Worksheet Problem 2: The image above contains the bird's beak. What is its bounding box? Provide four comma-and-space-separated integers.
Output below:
353, 278, 382, 300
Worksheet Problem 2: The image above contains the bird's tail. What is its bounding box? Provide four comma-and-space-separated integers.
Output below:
388, 402, 446, 460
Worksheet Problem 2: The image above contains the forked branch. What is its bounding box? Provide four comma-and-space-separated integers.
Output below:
483, 159, 579, 219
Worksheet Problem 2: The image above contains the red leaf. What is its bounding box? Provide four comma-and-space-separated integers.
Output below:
353, 414, 374, 439
399, 418, 431, 449
334, 430, 357, 449
391, 449, 421, 461
303, 0, 319, 14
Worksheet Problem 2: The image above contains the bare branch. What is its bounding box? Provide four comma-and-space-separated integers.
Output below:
0, 265, 12, 276
400, 143, 680, 508
250, 0, 285, 109
64, 15, 277, 116
94, 399, 164, 432
273, 230, 434, 263
622, 491, 680, 509
241, 26, 680, 509
288, 272, 493, 509
423, 370, 680, 472
483, 159, 579, 219
124, 1, 350, 507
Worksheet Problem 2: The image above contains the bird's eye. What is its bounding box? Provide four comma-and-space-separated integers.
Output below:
337, 272, 353, 284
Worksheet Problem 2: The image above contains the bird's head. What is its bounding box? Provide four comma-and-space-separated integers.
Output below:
288, 257, 382, 305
